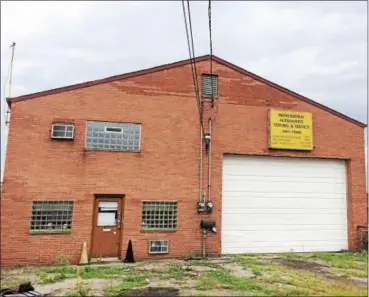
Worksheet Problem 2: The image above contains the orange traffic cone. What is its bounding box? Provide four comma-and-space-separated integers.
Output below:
79, 241, 88, 265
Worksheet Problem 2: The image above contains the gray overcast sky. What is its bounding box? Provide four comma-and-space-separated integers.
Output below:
0, 1, 367, 179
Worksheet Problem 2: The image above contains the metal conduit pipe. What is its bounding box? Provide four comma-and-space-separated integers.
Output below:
208, 117, 212, 201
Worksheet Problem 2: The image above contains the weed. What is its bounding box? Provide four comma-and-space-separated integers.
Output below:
36, 271, 67, 284
309, 251, 368, 270
103, 275, 147, 296
196, 270, 262, 291
282, 252, 299, 260
54, 254, 70, 266
166, 265, 186, 279
65, 280, 91, 297
14, 263, 26, 269
35, 265, 77, 284
186, 252, 198, 260
81, 265, 133, 279
189, 260, 222, 269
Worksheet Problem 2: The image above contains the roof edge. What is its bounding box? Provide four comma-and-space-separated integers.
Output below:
7, 54, 366, 128
211, 56, 366, 128
7, 54, 211, 107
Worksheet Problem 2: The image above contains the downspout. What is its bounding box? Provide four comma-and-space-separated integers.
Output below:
199, 117, 203, 202
208, 117, 212, 201
199, 96, 204, 202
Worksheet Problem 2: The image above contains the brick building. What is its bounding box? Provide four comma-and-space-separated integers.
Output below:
1, 55, 367, 267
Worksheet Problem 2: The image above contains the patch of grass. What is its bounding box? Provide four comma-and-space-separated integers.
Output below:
166, 264, 186, 279
281, 252, 300, 260
189, 260, 222, 269
230, 254, 275, 276
331, 267, 368, 278
65, 280, 90, 297
36, 271, 68, 284
261, 267, 367, 296
196, 270, 263, 291
35, 264, 77, 283
54, 254, 70, 266
41, 265, 77, 274
186, 252, 198, 260
80, 265, 134, 279
309, 251, 368, 270
103, 275, 147, 297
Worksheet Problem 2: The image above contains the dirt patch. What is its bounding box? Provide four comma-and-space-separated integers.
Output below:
180, 289, 250, 296
36, 278, 120, 296
0, 268, 38, 288
276, 258, 328, 273
147, 278, 182, 289
119, 287, 179, 296
220, 263, 254, 278
36, 278, 77, 296
187, 265, 216, 272
325, 275, 368, 289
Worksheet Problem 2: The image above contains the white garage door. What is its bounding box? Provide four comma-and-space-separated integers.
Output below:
222, 155, 348, 254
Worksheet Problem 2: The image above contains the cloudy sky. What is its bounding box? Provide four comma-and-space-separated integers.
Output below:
0, 1, 367, 180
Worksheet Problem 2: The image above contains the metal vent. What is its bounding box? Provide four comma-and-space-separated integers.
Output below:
201, 74, 218, 97
148, 239, 169, 254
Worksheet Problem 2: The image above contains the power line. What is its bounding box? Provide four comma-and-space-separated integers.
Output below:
186, 0, 201, 102
208, 0, 213, 75
182, 0, 205, 134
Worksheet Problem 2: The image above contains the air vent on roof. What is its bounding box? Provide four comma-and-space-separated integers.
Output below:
201, 74, 218, 98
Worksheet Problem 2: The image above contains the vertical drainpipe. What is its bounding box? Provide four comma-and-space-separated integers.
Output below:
199, 94, 204, 202
199, 118, 203, 202
208, 117, 212, 201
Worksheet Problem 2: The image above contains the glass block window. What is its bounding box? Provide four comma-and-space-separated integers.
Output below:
85, 121, 141, 151
51, 123, 74, 139
30, 201, 74, 232
201, 74, 218, 97
142, 201, 177, 230
149, 239, 169, 254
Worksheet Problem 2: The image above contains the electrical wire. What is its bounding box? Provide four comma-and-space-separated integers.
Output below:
186, 0, 201, 101
208, 0, 213, 75
182, 0, 205, 134
208, 0, 220, 121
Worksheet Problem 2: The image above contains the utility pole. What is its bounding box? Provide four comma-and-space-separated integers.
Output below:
5, 42, 16, 125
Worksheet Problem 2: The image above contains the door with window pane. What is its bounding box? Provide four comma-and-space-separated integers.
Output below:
91, 198, 123, 258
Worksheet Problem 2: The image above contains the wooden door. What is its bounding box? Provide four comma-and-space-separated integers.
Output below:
91, 198, 122, 258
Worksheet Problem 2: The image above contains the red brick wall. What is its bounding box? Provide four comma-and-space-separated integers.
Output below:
1, 59, 366, 267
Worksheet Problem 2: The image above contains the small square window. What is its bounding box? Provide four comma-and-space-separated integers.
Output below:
201, 74, 218, 98
51, 123, 74, 139
149, 239, 169, 254
141, 201, 177, 230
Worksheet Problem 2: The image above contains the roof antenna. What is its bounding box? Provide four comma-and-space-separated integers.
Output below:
5, 42, 16, 126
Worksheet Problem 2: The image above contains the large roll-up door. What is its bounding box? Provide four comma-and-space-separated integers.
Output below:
221, 155, 348, 254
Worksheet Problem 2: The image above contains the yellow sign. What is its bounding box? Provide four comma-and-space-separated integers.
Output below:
269, 109, 313, 150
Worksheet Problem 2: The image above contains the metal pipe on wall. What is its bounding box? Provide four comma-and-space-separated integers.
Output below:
208, 117, 212, 201
199, 119, 203, 202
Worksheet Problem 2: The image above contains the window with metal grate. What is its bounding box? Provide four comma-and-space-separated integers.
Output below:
201, 74, 218, 98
